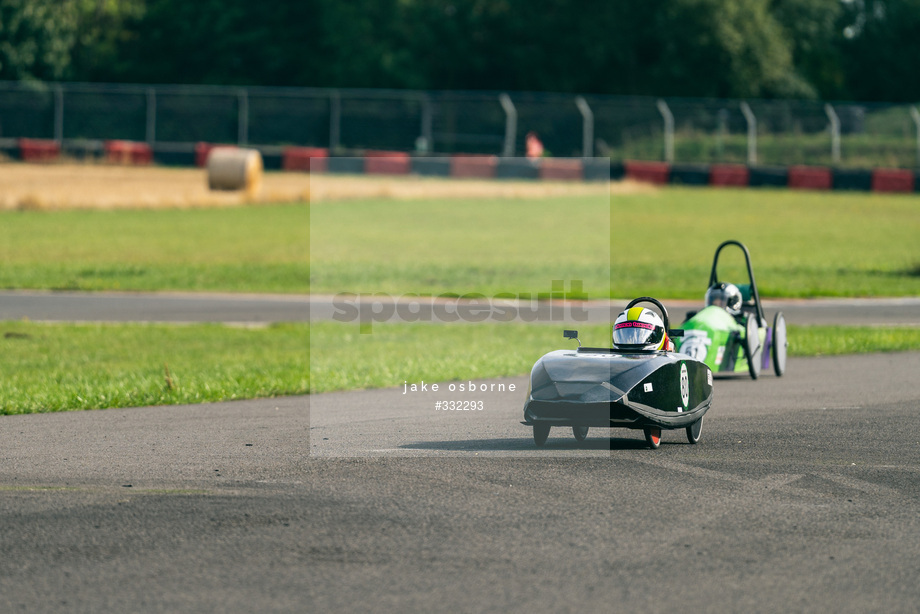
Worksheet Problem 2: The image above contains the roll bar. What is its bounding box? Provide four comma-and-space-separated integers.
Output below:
625, 296, 683, 337
708, 240, 766, 325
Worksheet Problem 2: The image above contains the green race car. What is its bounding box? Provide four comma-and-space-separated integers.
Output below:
675, 240, 787, 379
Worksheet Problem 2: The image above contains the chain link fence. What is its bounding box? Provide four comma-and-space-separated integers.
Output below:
1, 80, 919, 168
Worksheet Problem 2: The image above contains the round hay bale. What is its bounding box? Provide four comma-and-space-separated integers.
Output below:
206, 147, 263, 196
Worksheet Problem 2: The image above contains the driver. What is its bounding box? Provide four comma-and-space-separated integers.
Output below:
705, 282, 743, 316
612, 307, 674, 352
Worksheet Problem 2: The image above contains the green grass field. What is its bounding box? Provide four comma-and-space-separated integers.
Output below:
311, 187, 920, 299
3, 320, 919, 414
0, 205, 309, 292
0, 321, 308, 414
0, 186, 918, 297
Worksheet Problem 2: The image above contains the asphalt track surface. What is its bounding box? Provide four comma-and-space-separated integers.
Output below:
2, 349, 919, 612
2, 289, 920, 325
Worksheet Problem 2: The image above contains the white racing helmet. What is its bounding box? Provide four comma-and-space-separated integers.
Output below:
705, 282, 743, 315
612, 306, 667, 351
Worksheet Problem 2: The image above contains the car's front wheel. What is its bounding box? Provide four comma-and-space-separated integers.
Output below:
772, 312, 787, 376
686, 416, 703, 444
533, 423, 550, 447
745, 314, 762, 380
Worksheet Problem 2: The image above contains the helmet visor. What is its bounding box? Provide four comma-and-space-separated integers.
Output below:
613, 320, 662, 347
706, 285, 741, 313
706, 288, 725, 307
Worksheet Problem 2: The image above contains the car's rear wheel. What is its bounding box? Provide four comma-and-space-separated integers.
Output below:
644, 427, 662, 449
572, 425, 589, 442
533, 423, 550, 447
686, 416, 703, 444
772, 312, 787, 377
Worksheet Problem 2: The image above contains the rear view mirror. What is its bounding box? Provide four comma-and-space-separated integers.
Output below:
563, 330, 581, 347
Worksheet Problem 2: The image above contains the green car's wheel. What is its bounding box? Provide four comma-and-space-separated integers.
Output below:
772, 312, 787, 377
644, 427, 662, 449
572, 425, 589, 443
686, 416, 703, 444
533, 423, 550, 447
744, 314, 762, 380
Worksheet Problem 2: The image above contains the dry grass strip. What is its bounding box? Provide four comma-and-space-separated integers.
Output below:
0, 162, 653, 210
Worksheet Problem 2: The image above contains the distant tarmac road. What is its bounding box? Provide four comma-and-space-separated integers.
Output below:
1, 290, 919, 326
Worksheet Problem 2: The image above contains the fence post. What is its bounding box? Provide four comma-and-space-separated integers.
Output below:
238, 89, 249, 146
656, 99, 674, 163
146, 87, 157, 144
740, 102, 757, 165
329, 90, 341, 151
825, 103, 840, 164
716, 108, 728, 158
53, 85, 64, 143
575, 96, 594, 158
499, 93, 516, 157
420, 93, 433, 153
910, 106, 920, 168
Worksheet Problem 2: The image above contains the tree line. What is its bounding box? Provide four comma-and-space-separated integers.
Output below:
1, 0, 918, 103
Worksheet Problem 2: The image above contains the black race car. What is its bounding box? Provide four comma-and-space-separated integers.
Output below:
522, 298, 713, 449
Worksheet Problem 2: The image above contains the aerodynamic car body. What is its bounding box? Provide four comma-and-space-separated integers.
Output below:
522, 298, 713, 449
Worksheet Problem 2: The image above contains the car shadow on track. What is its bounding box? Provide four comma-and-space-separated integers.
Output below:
399, 435, 651, 452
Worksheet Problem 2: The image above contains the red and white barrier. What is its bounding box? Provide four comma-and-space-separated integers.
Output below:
104, 140, 153, 165
871, 168, 914, 193
364, 150, 411, 175
539, 158, 583, 181
18, 138, 61, 162
283, 147, 329, 173
709, 164, 750, 187
624, 160, 670, 185
787, 165, 832, 190
450, 155, 498, 179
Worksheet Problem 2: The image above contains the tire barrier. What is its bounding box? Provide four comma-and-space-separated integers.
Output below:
584, 159, 613, 182
748, 166, 788, 188
206, 147, 263, 196
624, 160, 671, 185
495, 158, 540, 180
18, 138, 61, 162
326, 157, 365, 174
104, 140, 153, 165
282, 147, 328, 173
787, 165, 832, 190
411, 157, 452, 177
608, 160, 626, 181
9, 143, 920, 196
709, 164, 750, 187
871, 168, 915, 193
670, 163, 710, 186
364, 150, 411, 175
450, 155, 498, 179
832, 168, 872, 191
